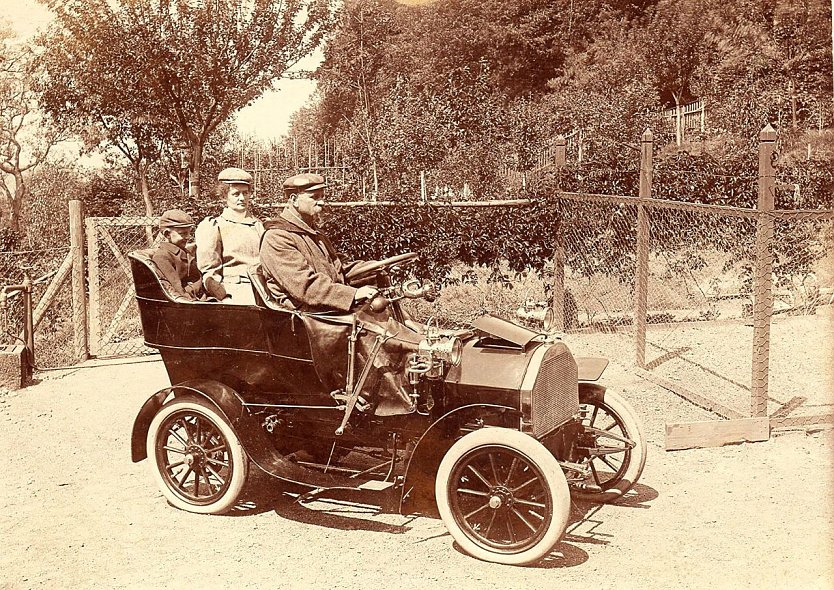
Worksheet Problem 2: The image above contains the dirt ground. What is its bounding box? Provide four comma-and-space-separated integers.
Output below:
1, 327, 833, 589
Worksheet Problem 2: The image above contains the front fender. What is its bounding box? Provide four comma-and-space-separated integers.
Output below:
130, 379, 245, 463
578, 381, 607, 404
399, 404, 520, 517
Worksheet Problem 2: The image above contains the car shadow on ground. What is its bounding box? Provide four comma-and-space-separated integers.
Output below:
531, 481, 660, 569
229, 469, 659, 567
227, 471, 413, 534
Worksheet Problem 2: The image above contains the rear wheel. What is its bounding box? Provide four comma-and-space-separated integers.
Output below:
436, 428, 570, 565
572, 390, 646, 503
146, 396, 249, 514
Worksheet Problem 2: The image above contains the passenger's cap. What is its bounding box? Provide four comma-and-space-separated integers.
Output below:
217, 167, 253, 185
158, 209, 195, 229
283, 173, 328, 193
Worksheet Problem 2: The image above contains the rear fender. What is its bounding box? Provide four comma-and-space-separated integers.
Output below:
130, 379, 246, 463
131, 379, 356, 490
399, 404, 520, 517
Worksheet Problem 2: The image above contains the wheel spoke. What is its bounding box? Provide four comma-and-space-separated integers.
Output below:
163, 445, 186, 454
458, 488, 489, 497
206, 456, 229, 468
166, 460, 186, 470
169, 428, 188, 448
513, 497, 546, 510
466, 464, 494, 489
177, 466, 194, 489
503, 457, 518, 486
590, 460, 601, 485
203, 444, 226, 454
193, 468, 200, 497
598, 454, 621, 472
505, 512, 517, 543
484, 510, 497, 537
205, 464, 225, 487
464, 501, 491, 520
511, 507, 538, 534
489, 453, 501, 483
589, 404, 599, 425
512, 476, 538, 494
181, 418, 196, 444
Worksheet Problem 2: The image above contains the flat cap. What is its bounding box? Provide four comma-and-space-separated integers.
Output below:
283, 173, 328, 194
217, 167, 253, 185
158, 209, 195, 229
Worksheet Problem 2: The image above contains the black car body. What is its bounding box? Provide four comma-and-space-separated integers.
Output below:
129, 251, 646, 565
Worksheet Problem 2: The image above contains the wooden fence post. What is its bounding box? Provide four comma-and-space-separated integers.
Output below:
634, 128, 653, 368
675, 103, 683, 146
69, 200, 88, 361
551, 135, 567, 331
85, 217, 100, 357
752, 124, 777, 418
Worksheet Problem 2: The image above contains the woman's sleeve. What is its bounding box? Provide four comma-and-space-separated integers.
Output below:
195, 217, 223, 284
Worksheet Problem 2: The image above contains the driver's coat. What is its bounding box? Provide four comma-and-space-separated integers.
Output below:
260, 208, 362, 312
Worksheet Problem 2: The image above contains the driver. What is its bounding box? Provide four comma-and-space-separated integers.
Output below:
259, 173, 378, 312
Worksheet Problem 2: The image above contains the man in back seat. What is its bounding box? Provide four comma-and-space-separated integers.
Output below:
151, 209, 210, 302
259, 173, 378, 312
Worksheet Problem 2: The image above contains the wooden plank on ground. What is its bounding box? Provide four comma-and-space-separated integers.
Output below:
635, 368, 747, 420
665, 417, 770, 451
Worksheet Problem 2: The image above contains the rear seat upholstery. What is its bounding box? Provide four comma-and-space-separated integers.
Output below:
131, 248, 294, 309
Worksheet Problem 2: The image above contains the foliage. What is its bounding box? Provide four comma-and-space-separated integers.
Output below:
40, 0, 334, 203
0, 22, 64, 232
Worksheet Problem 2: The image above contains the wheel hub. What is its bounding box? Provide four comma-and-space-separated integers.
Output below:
184, 445, 204, 468
488, 486, 513, 510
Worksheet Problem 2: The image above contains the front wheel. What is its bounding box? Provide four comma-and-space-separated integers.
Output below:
435, 428, 571, 565
146, 396, 249, 514
572, 389, 647, 503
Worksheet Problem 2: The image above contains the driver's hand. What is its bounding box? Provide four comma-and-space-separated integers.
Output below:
353, 285, 379, 304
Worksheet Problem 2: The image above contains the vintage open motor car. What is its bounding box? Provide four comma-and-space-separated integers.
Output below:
129, 251, 647, 565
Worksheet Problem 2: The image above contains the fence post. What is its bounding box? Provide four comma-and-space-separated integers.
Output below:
69, 200, 88, 361
752, 124, 777, 418
634, 128, 653, 369
675, 103, 683, 145
551, 135, 567, 331
85, 216, 100, 357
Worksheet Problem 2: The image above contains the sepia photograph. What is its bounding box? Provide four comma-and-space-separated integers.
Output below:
1, 0, 832, 588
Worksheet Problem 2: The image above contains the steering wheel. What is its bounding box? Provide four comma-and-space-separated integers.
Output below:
346, 252, 419, 282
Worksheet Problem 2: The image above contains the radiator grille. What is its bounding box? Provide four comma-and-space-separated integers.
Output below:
531, 344, 579, 437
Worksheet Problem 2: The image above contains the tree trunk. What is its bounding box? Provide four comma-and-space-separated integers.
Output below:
0, 171, 26, 232
136, 161, 154, 244
188, 142, 204, 198
789, 79, 797, 129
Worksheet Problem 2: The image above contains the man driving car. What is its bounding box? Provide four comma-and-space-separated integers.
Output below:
259, 173, 378, 312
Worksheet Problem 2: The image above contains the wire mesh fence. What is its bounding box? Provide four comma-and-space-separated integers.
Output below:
547, 193, 834, 426
85, 216, 158, 358
0, 246, 75, 368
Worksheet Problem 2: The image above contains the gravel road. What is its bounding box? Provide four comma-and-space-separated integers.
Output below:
1, 348, 832, 590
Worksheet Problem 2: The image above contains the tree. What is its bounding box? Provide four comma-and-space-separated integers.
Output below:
0, 22, 64, 233
43, 0, 334, 199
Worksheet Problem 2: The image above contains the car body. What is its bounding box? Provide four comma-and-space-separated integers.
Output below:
129, 250, 646, 565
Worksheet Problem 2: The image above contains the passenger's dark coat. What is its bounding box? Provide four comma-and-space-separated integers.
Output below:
151, 242, 204, 301
259, 208, 363, 312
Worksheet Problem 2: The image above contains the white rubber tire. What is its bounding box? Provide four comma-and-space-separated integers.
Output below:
435, 428, 571, 565
147, 396, 249, 514
572, 390, 647, 503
